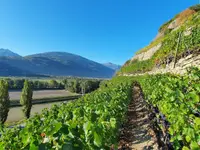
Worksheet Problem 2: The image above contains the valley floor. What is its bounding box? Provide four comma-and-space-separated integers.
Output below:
6, 89, 76, 124
6, 101, 64, 124
9, 89, 74, 100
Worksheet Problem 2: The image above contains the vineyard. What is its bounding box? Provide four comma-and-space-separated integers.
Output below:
0, 77, 133, 149
119, 9, 200, 75
136, 67, 200, 150
0, 67, 199, 149
1, 4, 200, 150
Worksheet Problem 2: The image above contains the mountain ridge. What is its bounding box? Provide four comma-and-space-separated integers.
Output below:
0, 50, 115, 78
103, 62, 121, 71
0, 48, 22, 57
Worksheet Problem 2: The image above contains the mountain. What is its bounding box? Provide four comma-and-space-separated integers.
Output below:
25, 52, 115, 78
103, 62, 121, 71
0, 62, 35, 76
0, 51, 115, 78
0, 48, 21, 57
119, 4, 200, 75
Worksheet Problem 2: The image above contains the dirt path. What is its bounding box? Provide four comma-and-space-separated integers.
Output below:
118, 86, 158, 150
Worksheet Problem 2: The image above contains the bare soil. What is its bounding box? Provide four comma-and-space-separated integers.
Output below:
118, 86, 158, 150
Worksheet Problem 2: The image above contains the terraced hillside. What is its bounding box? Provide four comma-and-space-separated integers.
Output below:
119, 5, 200, 76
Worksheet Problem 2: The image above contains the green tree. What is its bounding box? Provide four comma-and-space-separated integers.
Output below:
20, 80, 33, 119
65, 79, 77, 93
0, 80, 10, 124
49, 80, 58, 89
73, 79, 81, 93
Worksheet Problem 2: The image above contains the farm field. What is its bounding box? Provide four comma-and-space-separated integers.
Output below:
6, 90, 77, 124
9, 89, 75, 100
6, 101, 65, 124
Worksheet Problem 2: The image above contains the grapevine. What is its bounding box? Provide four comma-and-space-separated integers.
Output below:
135, 67, 200, 150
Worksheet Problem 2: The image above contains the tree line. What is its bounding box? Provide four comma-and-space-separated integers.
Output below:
4, 78, 103, 93
0, 80, 32, 124
4, 78, 64, 90
63, 78, 102, 94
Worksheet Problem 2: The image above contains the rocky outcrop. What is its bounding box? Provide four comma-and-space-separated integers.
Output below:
131, 43, 162, 61
121, 6, 200, 77
131, 26, 192, 63
151, 54, 200, 75
168, 20, 177, 29
123, 54, 200, 76
184, 27, 193, 36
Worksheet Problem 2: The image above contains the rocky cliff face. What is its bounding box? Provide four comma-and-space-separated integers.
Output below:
131, 44, 162, 61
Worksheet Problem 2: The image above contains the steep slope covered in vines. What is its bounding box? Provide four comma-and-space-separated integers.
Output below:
119, 5, 200, 75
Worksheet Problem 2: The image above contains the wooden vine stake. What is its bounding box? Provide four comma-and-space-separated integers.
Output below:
173, 32, 182, 68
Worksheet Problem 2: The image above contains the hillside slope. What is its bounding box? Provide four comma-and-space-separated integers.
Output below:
0, 62, 35, 76
103, 62, 121, 71
25, 52, 115, 78
119, 5, 200, 75
0, 51, 114, 78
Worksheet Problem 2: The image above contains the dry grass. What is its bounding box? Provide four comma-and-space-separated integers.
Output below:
175, 9, 196, 26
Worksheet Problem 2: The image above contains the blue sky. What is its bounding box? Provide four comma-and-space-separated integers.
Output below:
0, 0, 197, 65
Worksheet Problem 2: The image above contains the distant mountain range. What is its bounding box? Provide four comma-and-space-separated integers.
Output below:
0, 48, 21, 57
0, 48, 119, 78
103, 62, 121, 71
